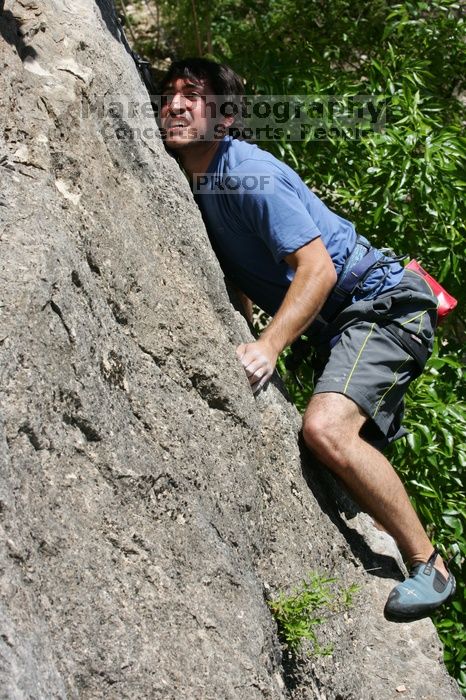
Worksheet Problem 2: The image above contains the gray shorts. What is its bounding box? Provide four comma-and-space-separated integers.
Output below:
313, 269, 438, 448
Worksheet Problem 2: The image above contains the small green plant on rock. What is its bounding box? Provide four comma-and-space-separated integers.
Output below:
268, 573, 359, 655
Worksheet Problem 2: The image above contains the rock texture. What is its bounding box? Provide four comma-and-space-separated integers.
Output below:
0, 1, 461, 698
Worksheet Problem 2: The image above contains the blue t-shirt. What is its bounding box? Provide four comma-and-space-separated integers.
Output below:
194, 137, 403, 317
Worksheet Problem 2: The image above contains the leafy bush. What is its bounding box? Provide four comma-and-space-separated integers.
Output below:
389, 341, 466, 691
157, 0, 466, 302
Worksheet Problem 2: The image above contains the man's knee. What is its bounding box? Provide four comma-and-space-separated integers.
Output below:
303, 411, 338, 463
302, 407, 355, 472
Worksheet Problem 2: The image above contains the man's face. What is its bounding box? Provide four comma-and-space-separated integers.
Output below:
160, 77, 226, 150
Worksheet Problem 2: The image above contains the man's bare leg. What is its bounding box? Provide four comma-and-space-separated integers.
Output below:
302, 391, 448, 578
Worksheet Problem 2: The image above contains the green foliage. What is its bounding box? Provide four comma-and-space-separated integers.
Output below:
156, 0, 466, 303
268, 573, 359, 654
388, 340, 466, 692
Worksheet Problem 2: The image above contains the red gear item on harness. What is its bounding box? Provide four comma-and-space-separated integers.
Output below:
406, 260, 457, 323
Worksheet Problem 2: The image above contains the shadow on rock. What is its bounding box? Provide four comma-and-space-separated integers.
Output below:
297, 433, 403, 582
0, 5, 38, 61
94, 0, 122, 43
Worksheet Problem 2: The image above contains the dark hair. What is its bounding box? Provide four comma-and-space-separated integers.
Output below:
159, 57, 244, 100
159, 58, 246, 136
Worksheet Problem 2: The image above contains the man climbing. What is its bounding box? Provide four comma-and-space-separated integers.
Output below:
158, 57, 456, 622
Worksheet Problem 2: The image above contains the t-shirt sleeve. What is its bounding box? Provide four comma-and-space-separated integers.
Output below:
233, 161, 322, 263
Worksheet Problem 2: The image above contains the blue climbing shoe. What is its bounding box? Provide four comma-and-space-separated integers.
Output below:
384, 549, 456, 623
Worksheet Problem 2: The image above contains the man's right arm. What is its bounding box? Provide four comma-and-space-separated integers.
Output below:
237, 237, 336, 392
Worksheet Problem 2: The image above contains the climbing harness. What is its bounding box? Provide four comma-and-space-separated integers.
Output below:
319, 235, 391, 322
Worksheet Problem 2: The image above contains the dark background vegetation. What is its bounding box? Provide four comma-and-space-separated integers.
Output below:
118, 0, 465, 691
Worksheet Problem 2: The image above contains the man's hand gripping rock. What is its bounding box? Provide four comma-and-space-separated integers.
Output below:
236, 339, 279, 394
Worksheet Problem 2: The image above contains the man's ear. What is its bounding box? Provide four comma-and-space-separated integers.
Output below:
214, 114, 235, 138
222, 114, 235, 128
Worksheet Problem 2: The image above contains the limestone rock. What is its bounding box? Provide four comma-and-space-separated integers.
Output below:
0, 1, 461, 698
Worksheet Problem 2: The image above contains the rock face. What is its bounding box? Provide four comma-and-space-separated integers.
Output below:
0, 2, 461, 699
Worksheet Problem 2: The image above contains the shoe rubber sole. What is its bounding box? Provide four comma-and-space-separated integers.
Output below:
384, 578, 456, 623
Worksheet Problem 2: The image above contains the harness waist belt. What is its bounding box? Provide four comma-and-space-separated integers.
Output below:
320, 235, 383, 322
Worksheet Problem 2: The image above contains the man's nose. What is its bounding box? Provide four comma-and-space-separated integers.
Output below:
168, 93, 188, 114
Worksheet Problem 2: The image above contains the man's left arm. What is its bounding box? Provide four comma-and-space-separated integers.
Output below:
236, 236, 336, 393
